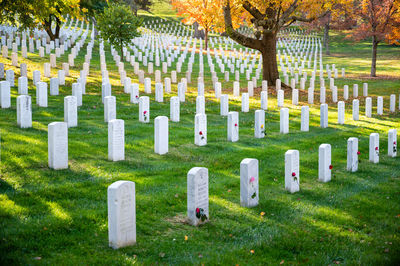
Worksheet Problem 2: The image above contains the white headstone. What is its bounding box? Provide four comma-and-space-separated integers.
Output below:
37, 82, 48, 107
353, 84, 358, 98
260, 91, 268, 110
104, 96, 117, 123
155, 83, 163, 103
320, 104, 328, 128
227, 111, 239, 142
195, 113, 207, 146
108, 119, 125, 161
352, 99, 359, 121
347, 137, 358, 172
338, 101, 345, 125
64, 96, 77, 128
390, 94, 396, 113
285, 150, 300, 193
220, 94, 229, 116
6, 69, 14, 87
50, 77, 59, 96
187, 167, 209, 226
196, 96, 205, 114
17, 95, 32, 128
154, 116, 168, 155
277, 89, 284, 107
107, 181, 136, 249
241, 93, 249, 112
301, 106, 309, 132
318, 144, 331, 183
139, 96, 150, 123
240, 158, 259, 207
233, 81, 240, 96
144, 77, 151, 93
0, 81, 11, 108
48, 122, 68, 169
170, 96, 180, 122
72, 83, 82, 107
363, 83, 368, 97
343, 85, 349, 100
377, 96, 383, 115
254, 110, 265, 138
280, 108, 289, 134
369, 133, 379, 163
365, 97, 372, 118
58, 70, 65, 85
178, 83, 185, 102
388, 129, 397, 157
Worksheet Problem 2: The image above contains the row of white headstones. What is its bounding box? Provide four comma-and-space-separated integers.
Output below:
106, 129, 398, 249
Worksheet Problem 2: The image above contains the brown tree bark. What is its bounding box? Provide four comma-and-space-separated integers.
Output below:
261, 34, 279, 85
371, 35, 378, 77
43, 15, 61, 41
205, 29, 208, 50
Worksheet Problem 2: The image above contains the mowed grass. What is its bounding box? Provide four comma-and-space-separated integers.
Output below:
1, 15, 400, 265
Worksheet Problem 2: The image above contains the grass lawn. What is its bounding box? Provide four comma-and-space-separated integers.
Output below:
1, 9, 400, 265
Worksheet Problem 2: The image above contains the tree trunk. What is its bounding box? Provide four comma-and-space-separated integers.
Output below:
205, 29, 208, 50
43, 15, 61, 41
324, 22, 330, 55
120, 40, 124, 62
371, 35, 378, 77
43, 16, 54, 41
261, 34, 279, 86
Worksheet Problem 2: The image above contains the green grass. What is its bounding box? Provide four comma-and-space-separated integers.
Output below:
1, 14, 400, 265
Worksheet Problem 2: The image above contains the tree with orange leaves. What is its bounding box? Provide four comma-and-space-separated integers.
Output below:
171, 0, 240, 49
223, 0, 336, 85
348, 0, 400, 77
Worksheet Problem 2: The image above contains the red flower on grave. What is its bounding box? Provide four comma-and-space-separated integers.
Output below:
394, 142, 397, 145
357, 151, 360, 155
329, 165, 333, 170
199, 131, 203, 135
143, 111, 147, 114
292, 172, 296, 177
136, 95, 139, 98
196, 208, 200, 213
234, 123, 238, 127
375, 147, 379, 151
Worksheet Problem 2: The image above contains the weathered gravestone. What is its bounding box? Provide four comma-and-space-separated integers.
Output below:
108, 181, 136, 249
187, 167, 209, 226
17, 95, 32, 128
